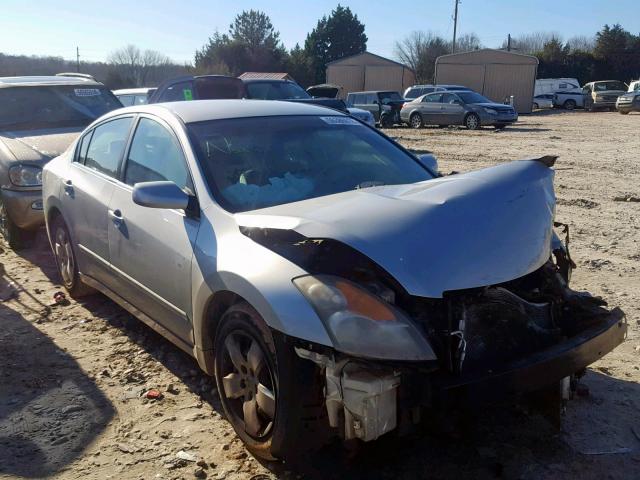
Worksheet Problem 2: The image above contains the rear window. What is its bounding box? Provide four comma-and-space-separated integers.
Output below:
0, 85, 121, 131
594, 81, 626, 92
245, 81, 309, 100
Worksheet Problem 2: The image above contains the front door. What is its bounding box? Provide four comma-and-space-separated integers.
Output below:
107, 116, 199, 343
61, 116, 133, 284
440, 93, 466, 125
417, 93, 444, 125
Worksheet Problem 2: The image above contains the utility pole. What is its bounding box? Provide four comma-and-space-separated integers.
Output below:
452, 0, 460, 53
507, 34, 511, 52
76, 47, 80, 72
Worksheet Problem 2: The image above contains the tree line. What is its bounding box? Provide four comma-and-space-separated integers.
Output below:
1, 6, 638, 90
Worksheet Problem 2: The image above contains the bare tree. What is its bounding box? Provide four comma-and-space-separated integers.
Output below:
395, 31, 482, 83
454, 33, 482, 53
566, 35, 596, 52
500, 32, 562, 54
108, 44, 174, 86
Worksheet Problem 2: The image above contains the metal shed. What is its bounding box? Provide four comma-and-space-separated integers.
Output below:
435, 49, 538, 113
326, 52, 416, 98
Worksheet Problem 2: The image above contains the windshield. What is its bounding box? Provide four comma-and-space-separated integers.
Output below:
189, 115, 433, 213
245, 81, 310, 100
457, 91, 491, 104
594, 81, 626, 92
0, 85, 121, 130
378, 92, 403, 103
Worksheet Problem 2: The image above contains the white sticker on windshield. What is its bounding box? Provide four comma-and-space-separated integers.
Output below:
320, 116, 360, 126
74, 88, 101, 97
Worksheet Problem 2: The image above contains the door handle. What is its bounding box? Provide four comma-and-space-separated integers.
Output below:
63, 179, 73, 195
108, 208, 123, 226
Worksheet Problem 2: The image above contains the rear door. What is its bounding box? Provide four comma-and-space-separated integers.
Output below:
417, 93, 444, 124
107, 115, 199, 343
61, 116, 133, 284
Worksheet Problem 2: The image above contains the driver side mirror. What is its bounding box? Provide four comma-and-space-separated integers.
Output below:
416, 153, 439, 175
132, 181, 190, 210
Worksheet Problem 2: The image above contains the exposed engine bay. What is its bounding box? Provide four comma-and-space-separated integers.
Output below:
243, 223, 626, 442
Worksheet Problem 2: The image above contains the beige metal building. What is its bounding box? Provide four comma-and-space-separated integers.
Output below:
326, 52, 416, 98
435, 49, 538, 113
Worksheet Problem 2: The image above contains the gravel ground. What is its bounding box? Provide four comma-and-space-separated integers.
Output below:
0, 110, 639, 480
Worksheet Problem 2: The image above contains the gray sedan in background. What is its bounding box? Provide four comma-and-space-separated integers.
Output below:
401, 90, 518, 129
43, 99, 624, 461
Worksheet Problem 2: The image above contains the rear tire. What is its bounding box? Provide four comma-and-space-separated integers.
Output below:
0, 194, 35, 250
214, 303, 327, 462
619, 110, 629, 115
409, 112, 423, 129
464, 113, 480, 130
564, 99, 576, 110
51, 215, 94, 298
532, 102, 539, 110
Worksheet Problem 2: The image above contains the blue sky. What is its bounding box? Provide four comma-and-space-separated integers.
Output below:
2, 0, 638, 64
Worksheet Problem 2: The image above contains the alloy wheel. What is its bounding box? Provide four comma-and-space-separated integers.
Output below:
54, 226, 75, 287
410, 113, 422, 129
466, 114, 479, 130
220, 330, 276, 438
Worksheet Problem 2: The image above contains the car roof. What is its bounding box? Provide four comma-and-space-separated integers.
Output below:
348, 90, 399, 95
113, 88, 153, 95
0, 75, 103, 88
241, 78, 295, 84
109, 99, 346, 124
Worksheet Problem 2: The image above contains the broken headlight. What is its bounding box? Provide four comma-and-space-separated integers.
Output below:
293, 275, 436, 361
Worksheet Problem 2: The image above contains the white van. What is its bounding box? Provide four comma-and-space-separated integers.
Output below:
628, 80, 640, 92
534, 78, 581, 96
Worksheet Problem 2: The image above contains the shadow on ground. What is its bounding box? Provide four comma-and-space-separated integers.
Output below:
0, 278, 115, 478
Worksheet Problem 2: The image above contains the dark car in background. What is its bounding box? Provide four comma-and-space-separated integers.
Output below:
148, 75, 246, 103
241, 78, 348, 112
401, 90, 517, 130
0, 75, 121, 248
346, 91, 406, 128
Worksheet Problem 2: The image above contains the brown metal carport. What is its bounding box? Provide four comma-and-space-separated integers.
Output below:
326, 52, 416, 98
435, 49, 538, 113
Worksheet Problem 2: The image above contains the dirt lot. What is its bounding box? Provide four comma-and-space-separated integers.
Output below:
1, 110, 639, 480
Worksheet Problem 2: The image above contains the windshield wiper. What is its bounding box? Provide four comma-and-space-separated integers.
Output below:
355, 181, 385, 189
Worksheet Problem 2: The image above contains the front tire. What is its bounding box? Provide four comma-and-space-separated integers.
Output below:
214, 303, 326, 461
51, 215, 94, 297
464, 113, 480, 130
0, 194, 35, 250
380, 114, 393, 129
409, 112, 423, 129
564, 99, 576, 110
619, 110, 629, 115
532, 102, 539, 109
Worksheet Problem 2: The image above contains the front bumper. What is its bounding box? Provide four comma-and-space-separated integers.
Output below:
480, 112, 518, 126
1, 187, 44, 230
435, 307, 626, 402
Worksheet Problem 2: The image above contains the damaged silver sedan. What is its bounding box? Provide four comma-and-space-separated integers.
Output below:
42, 100, 626, 460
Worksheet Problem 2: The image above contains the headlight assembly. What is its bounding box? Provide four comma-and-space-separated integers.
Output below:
483, 107, 498, 115
9, 164, 43, 187
293, 275, 436, 361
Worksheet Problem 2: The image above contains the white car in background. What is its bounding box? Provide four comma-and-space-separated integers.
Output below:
113, 87, 156, 106
532, 94, 554, 109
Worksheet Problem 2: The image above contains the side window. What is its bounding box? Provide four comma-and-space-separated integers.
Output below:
84, 117, 132, 177
134, 95, 148, 105
118, 95, 135, 107
441, 93, 458, 104
366, 93, 377, 104
124, 118, 192, 191
159, 81, 194, 102
423, 93, 443, 103
559, 83, 567, 89
423, 87, 434, 95
75, 131, 93, 164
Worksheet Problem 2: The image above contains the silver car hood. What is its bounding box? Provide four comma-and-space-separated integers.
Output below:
0, 128, 81, 165
236, 160, 556, 298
